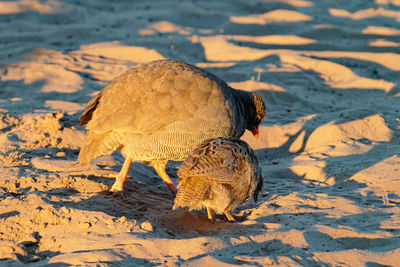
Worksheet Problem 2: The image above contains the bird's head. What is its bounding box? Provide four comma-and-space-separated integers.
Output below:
247, 93, 265, 140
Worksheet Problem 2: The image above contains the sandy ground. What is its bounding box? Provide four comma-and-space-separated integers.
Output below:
1, 0, 400, 266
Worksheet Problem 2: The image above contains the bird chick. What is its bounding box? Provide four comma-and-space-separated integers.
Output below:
173, 137, 263, 222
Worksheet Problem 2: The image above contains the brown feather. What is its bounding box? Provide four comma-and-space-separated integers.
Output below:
173, 176, 209, 210
174, 137, 263, 221
79, 91, 103, 126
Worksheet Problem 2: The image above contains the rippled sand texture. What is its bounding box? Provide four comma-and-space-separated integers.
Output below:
1, 0, 400, 265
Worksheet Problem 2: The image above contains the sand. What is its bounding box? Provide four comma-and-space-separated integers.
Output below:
1, 0, 400, 266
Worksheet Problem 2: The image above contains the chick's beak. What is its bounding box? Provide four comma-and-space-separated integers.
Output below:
251, 126, 259, 140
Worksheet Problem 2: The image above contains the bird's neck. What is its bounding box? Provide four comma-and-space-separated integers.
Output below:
232, 89, 252, 137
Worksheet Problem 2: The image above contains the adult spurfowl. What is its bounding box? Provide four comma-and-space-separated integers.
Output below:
173, 137, 263, 221
78, 60, 265, 195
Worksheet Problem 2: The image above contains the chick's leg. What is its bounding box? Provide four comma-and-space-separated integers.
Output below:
110, 156, 132, 192
224, 210, 235, 222
206, 207, 213, 221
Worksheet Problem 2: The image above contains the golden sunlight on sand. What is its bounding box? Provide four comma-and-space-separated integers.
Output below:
1, 0, 400, 265
231, 9, 312, 24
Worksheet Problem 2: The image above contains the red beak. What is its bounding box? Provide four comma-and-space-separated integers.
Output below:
251, 126, 259, 140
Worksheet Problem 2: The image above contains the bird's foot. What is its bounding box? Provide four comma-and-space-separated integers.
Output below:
206, 207, 216, 223
224, 211, 236, 222
109, 180, 126, 198
168, 185, 178, 198
110, 182, 123, 192
109, 190, 127, 198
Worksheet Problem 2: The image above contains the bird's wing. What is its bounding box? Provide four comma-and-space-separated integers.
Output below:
173, 176, 209, 210
178, 139, 252, 184
81, 61, 232, 136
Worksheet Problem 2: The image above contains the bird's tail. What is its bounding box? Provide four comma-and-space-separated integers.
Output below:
173, 177, 208, 210
78, 132, 120, 165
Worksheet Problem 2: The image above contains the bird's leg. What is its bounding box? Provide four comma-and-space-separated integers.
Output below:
152, 162, 178, 196
110, 156, 132, 192
224, 210, 235, 222
206, 207, 213, 222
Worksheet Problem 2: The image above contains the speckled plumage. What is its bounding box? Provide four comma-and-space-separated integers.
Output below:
173, 137, 263, 221
78, 60, 265, 194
